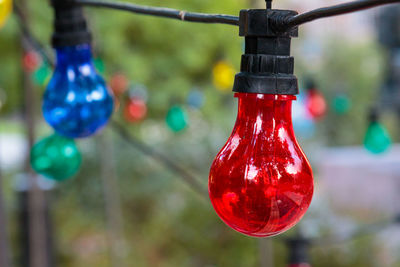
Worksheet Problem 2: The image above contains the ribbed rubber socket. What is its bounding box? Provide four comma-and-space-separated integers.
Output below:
233, 9, 299, 95
51, 0, 92, 47
287, 238, 310, 265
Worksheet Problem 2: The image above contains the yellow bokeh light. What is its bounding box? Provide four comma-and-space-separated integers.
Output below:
0, 0, 12, 29
212, 60, 236, 92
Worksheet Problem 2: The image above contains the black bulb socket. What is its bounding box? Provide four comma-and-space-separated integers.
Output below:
305, 78, 317, 92
233, 9, 299, 95
368, 107, 379, 123
286, 237, 311, 265
51, 0, 92, 47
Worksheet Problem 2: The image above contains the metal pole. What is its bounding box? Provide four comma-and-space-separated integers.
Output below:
0, 142, 11, 267
259, 239, 274, 267
285, 236, 311, 267
15, 175, 55, 267
98, 131, 127, 267
19, 1, 49, 266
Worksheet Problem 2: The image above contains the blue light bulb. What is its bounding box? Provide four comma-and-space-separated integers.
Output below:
292, 93, 315, 139
43, 44, 114, 138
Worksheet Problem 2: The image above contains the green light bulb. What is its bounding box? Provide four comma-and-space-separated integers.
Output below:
30, 134, 82, 181
32, 63, 52, 86
94, 58, 105, 74
166, 105, 188, 132
332, 94, 351, 114
364, 122, 391, 154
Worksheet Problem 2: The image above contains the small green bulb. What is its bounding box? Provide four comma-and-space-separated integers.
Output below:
94, 58, 105, 74
166, 105, 188, 132
332, 94, 351, 114
32, 63, 52, 86
30, 134, 82, 181
364, 122, 391, 154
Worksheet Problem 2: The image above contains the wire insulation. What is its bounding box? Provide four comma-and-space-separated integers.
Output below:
13, 4, 55, 68
111, 122, 208, 197
74, 0, 239, 26
12, 11, 207, 198
74, 0, 400, 30
286, 0, 400, 27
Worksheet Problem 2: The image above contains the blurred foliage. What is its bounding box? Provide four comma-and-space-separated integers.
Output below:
0, 0, 399, 266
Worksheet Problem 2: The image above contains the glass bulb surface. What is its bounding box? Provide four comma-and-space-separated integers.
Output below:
209, 93, 314, 237
128, 84, 148, 102
94, 58, 105, 74
332, 94, 351, 114
30, 134, 81, 181
0, 0, 12, 29
166, 105, 188, 132
187, 89, 204, 109
124, 98, 147, 122
33, 63, 52, 86
292, 93, 315, 139
305, 89, 326, 120
43, 44, 114, 138
364, 121, 391, 154
212, 61, 235, 92
110, 73, 129, 96
23, 51, 40, 72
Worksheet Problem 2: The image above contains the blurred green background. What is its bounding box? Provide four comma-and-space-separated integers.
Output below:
1, 0, 400, 266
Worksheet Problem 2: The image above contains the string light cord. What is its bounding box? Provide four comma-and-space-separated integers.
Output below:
13, 3, 55, 68
12, 10, 208, 198
73, 0, 239, 26
285, 0, 400, 28
73, 0, 400, 30
111, 122, 208, 197
18, 0, 400, 75
14, 0, 400, 238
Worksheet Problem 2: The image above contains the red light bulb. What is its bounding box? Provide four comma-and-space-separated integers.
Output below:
209, 93, 313, 237
123, 98, 147, 122
110, 73, 129, 96
23, 51, 40, 72
305, 89, 326, 120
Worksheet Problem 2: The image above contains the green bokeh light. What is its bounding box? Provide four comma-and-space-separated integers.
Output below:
363, 122, 391, 154
32, 63, 52, 86
30, 134, 82, 181
332, 94, 351, 114
166, 105, 188, 132
94, 58, 105, 74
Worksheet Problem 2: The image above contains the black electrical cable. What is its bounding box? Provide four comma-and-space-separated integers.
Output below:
16, 0, 400, 200
74, 0, 400, 31
266, 0, 272, 9
286, 0, 400, 28
73, 0, 240, 26
13, 3, 55, 68
111, 122, 208, 198
13, 13, 208, 198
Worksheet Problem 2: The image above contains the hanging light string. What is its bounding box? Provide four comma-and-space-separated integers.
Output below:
13, 0, 400, 235
13, 0, 400, 200
13, 3, 55, 68
111, 122, 208, 197
12, 10, 207, 198
73, 0, 239, 25
286, 0, 400, 28
73, 0, 400, 29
